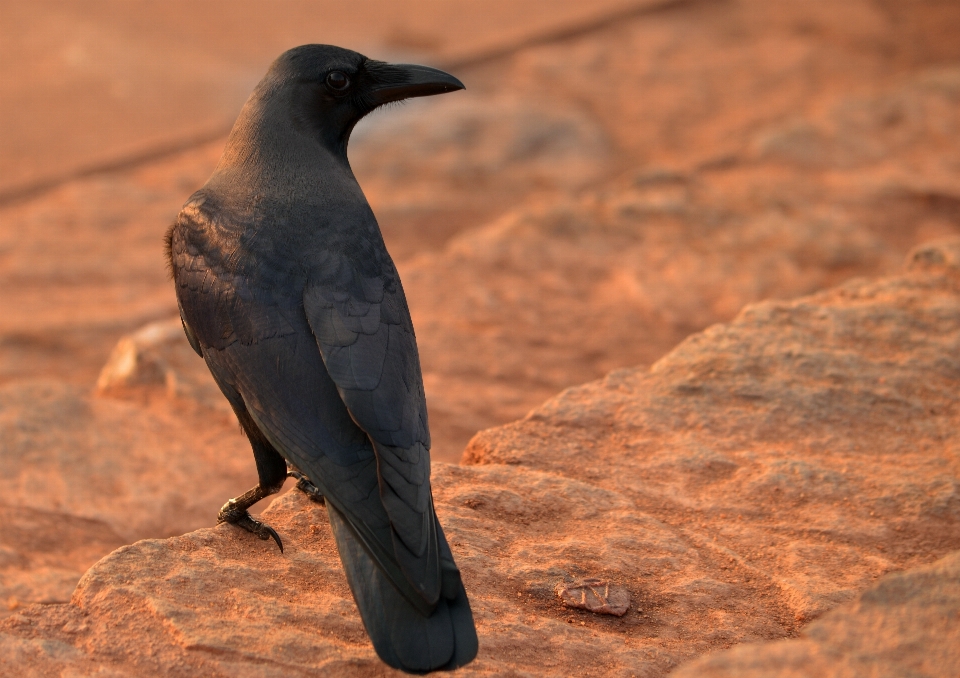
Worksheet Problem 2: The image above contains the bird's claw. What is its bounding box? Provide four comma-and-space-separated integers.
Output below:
296, 477, 326, 504
288, 468, 325, 504
237, 513, 284, 553
218, 501, 284, 553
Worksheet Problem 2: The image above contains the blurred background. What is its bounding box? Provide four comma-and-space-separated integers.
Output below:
2, 0, 960, 614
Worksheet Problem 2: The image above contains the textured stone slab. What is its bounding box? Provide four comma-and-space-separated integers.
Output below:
672, 550, 960, 678
2, 243, 959, 676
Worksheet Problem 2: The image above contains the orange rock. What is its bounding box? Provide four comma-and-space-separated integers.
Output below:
556, 579, 631, 616
0, 504, 124, 621
2, 245, 959, 675
673, 551, 960, 678
0, 380, 254, 542
2, 1, 960, 674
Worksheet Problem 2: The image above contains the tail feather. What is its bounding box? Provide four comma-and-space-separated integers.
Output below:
327, 502, 478, 673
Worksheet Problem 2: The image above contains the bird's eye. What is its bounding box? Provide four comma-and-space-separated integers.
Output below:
325, 71, 350, 92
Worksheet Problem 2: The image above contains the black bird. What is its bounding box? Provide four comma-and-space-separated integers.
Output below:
165, 45, 476, 673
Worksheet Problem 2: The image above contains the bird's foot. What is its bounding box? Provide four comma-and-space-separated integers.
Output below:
296, 477, 325, 504
217, 485, 284, 552
287, 465, 325, 504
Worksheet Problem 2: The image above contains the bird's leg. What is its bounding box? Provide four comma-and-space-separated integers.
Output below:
287, 462, 325, 504
217, 481, 285, 552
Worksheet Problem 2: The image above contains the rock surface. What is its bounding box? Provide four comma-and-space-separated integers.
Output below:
2, 246, 959, 675
0, 504, 124, 619
2, 1, 960, 675
9, 0, 960, 461
672, 550, 960, 678
0, 380, 254, 543
0, 0, 650, 195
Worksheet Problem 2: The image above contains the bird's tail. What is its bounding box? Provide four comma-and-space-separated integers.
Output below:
326, 502, 478, 673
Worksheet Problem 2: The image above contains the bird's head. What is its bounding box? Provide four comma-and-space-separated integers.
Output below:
253, 44, 464, 155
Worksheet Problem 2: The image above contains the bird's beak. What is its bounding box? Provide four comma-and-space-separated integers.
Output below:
367, 62, 465, 105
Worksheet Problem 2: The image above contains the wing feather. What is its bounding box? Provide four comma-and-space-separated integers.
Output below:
304, 253, 440, 604
170, 199, 443, 610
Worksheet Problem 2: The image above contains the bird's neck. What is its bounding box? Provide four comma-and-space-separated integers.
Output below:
209, 87, 356, 204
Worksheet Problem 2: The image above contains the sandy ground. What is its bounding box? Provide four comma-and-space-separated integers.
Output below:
1, 0, 960, 674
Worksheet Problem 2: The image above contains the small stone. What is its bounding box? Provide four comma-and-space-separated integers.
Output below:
62, 620, 88, 634
556, 578, 630, 617
95, 319, 184, 393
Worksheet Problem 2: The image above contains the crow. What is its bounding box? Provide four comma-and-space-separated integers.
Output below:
165, 44, 476, 673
